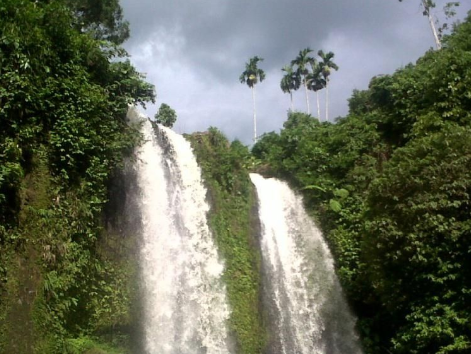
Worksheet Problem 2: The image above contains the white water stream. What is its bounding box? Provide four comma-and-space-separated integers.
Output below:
128, 108, 232, 354
250, 173, 362, 354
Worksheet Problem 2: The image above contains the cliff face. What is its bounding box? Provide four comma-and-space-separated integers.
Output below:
0, 151, 142, 354
0, 150, 49, 354
0, 1, 154, 351
187, 129, 268, 354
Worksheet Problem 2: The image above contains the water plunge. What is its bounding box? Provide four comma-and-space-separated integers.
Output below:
250, 173, 362, 354
129, 108, 232, 354
125, 107, 362, 354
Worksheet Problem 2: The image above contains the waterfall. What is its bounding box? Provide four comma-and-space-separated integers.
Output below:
128, 108, 232, 354
250, 173, 362, 354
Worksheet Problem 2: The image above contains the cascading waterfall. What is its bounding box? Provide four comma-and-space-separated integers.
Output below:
250, 173, 363, 354
128, 108, 233, 354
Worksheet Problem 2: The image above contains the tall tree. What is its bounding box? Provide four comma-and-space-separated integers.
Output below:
240, 56, 265, 143
420, 0, 442, 49
280, 65, 301, 111
306, 60, 325, 120
399, 0, 459, 49
291, 48, 315, 115
318, 50, 338, 122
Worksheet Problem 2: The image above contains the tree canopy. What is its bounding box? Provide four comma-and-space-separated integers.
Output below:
0, 0, 154, 351
155, 103, 177, 128
65, 0, 130, 44
280, 65, 301, 110
239, 56, 266, 88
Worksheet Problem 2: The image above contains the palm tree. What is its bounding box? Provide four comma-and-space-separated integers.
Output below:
240, 56, 265, 143
291, 48, 315, 114
280, 65, 301, 111
306, 60, 325, 120
318, 50, 338, 122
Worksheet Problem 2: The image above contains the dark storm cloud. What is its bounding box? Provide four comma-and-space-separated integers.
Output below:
122, 0, 409, 81
119, 0, 469, 144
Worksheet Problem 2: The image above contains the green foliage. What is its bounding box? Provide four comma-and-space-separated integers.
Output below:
291, 48, 315, 79
239, 56, 265, 88
154, 103, 177, 128
363, 124, 471, 353
65, 0, 130, 44
252, 13, 471, 354
188, 128, 267, 354
280, 65, 300, 106
318, 50, 339, 78
58, 335, 127, 354
444, 10, 471, 50
0, 0, 153, 352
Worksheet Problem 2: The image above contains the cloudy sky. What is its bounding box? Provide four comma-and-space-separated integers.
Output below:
120, 0, 469, 145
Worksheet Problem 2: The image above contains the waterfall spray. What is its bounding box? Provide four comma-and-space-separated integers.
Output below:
250, 173, 362, 354
128, 108, 232, 354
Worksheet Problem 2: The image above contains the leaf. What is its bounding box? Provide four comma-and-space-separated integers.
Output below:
329, 199, 342, 212
302, 184, 327, 193
333, 188, 349, 199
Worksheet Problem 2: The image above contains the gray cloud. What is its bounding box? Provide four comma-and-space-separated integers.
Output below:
121, 0, 470, 144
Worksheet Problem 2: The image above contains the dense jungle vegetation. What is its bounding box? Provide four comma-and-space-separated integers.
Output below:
252, 12, 471, 354
0, 0, 154, 352
188, 130, 267, 354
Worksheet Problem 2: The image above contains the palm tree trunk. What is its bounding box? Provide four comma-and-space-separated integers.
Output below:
252, 86, 257, 143
316, 91, 321, 121
422, 0, 442, 49
325, 82, 329, 122
290, 92, 294, 111
304, 79, 310, 115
